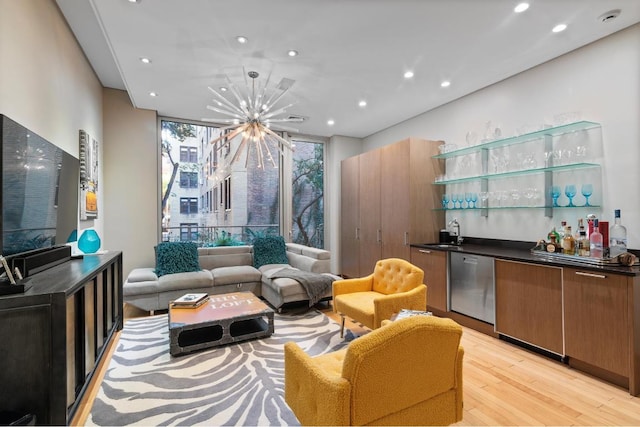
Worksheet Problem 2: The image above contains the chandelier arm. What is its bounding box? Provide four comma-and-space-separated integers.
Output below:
266, 123, 300, 133
261, 103, 295, 120
202, 118, 240, 124
262, 126, 294, 151
206, 105, 244, 119
207, 86, 246, 116
210, 125, 245, 147
232, 134, 251, 165
262, 86, 292, 113
259, 136, 279, 168
256, 71, 272, 111
225, 76, 251, 116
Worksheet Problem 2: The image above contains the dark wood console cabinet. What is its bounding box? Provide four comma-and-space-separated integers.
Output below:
0, 251, 123, 425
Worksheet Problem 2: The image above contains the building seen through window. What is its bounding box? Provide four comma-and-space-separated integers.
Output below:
160, 119, 325, 248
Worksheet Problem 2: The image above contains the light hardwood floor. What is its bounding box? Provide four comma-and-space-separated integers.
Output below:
72, 303, 640, 426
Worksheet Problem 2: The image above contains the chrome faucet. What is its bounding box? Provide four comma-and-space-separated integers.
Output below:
448, 218, 463, 245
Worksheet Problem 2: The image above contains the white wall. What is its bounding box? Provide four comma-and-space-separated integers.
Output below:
0, 0, 104, 238
363, 24, 640, 248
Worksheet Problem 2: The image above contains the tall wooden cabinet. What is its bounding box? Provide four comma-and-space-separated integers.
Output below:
0, 252, 123, 425
341, 137, 444, 277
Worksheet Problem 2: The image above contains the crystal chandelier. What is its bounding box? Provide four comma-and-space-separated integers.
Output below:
203, 70, 302, 169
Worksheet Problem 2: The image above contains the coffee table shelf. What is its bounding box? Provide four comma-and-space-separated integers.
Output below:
169, 291, 274, 356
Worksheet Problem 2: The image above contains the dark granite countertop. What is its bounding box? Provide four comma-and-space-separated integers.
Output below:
412, 237, 640, 277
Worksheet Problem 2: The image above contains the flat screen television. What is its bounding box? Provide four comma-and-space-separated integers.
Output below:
0, 114, 79, 257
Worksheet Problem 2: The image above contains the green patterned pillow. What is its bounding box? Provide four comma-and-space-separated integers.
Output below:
155, 242, 201, 277
253, 236, 289, 268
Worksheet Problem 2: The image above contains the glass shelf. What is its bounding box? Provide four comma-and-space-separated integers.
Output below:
435, 205, 601, 211
433, 120, 601, 159
434, 162, 600, 185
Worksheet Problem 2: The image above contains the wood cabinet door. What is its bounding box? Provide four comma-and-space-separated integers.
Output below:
410, 247, 447, 311
358, 149, 381, 274
340, 155, 360, 278
381, 140, 411, 260
495, 259, 563, 355
563, 268, 629, 377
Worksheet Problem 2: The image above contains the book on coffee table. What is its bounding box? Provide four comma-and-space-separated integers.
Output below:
172, 293, 210, 308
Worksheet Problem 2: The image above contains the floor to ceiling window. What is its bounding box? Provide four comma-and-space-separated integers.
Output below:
290, 139, 325, 248
160, 119, 325, 248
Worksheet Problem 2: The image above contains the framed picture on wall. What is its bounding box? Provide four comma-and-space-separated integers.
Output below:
79, 129, 98, 220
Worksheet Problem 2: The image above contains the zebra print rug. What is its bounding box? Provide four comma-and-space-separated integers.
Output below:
87, 309, 352, 426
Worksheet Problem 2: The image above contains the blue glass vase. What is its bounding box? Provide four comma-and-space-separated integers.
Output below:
78, 229, 101, 254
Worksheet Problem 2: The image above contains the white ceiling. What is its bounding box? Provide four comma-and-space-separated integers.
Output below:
55, 0, 640, 139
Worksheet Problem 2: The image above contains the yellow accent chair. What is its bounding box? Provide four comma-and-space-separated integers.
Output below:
284, 315, 464, 426
333, 258, 426, 337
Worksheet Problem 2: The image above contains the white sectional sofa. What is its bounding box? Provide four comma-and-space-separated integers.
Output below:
124, 243, 335, 313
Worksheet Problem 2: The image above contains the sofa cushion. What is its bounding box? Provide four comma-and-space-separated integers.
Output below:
253, 236, 289, 268
158, 270, 213, 291
155, 242, 201, 277
211, 265, 262, 286
126, 267, 158, 283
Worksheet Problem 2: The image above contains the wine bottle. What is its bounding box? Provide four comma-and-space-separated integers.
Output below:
590, 219, 604, 258
609, 209, 628, 257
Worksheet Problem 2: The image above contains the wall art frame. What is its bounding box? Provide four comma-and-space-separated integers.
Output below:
79, 129, 99, 220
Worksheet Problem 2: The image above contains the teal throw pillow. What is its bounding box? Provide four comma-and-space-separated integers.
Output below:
253, 236, 289, 268
155, 242, 201, 277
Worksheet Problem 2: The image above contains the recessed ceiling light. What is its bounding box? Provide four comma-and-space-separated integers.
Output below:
140, 57, 151, 64
327, 119, 335, 126
220, 87, 228, 92
552, 23, 567, 33
149, 92, 158, 97
404, 70, 414, 79
358, 100, 367, 108
441, 80, 451, 88
236, 36, 248, 44
514, 3, 529, 13
287, 50, 298, 57
128, 0, 140, 3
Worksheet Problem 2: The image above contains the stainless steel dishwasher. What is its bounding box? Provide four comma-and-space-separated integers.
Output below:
449, 252, 495, 324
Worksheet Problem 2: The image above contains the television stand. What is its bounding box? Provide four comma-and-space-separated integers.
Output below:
0, 251, 123, 425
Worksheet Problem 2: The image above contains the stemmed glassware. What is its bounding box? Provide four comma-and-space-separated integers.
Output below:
464, 192, 472, 209
551, 185, 561, 207
451, 193, 459, 209
581, 184, 593, 206
471, 192, 478, 208
565, 184, 577, 207
479, 191, 489, 208
442, 193, 450, 209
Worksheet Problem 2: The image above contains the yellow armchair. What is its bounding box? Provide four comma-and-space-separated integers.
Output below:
285, 315, 464, 426
333, 258, 427, 336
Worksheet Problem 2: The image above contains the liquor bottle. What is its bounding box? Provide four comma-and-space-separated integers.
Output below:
562, 226, 576, 255
577, 230, 590, 257
590, 219, 604, 258
558, 220, 567, 239
574, 218, 585, 240
609, 209, 628, 257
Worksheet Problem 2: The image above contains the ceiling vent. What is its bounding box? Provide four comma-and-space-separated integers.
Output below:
598, 9, 621, 23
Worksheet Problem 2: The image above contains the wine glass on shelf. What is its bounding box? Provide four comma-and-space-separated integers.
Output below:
451, 193, 459, 209
479, 191, 489, 208
442, 193, 450, 209
565, 184, 577, 207
471, 192, 478, 209
551, 185, 561, 207
581, 184, 593, 206
464, 192, 472, 209
457, 193, 464, 209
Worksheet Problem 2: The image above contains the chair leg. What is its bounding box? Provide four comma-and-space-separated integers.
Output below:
340, 314, 345, 338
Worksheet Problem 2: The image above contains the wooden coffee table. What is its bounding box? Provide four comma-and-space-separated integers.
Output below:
168, 291, 274, 356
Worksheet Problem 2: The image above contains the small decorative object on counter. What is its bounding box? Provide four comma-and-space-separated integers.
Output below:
78, 229, 101, 254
